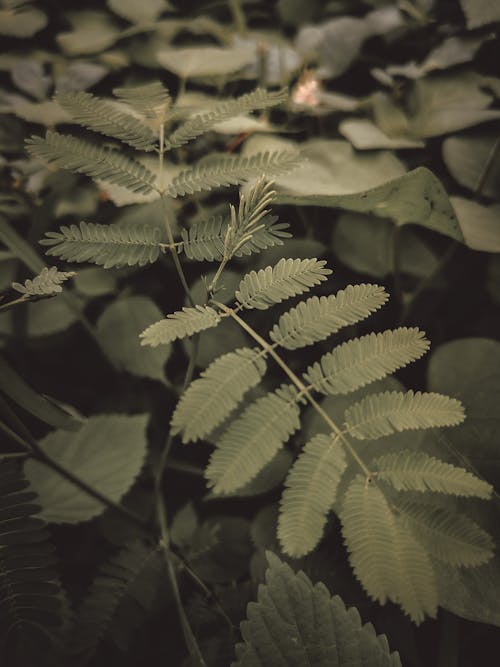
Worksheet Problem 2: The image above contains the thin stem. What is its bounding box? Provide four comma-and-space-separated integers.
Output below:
0, 294, 29, 312
214, 302, 371, 476
475, 138, 500, 197
159, 122, 165, 186
160, 195, 195, 306
229, 0, 247, 35
0, 420, 147, 528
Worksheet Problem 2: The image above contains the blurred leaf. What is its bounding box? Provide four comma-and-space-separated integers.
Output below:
25, 414, 149, 523
97, 295, 171, 384
333, 213, 438, 278
74, 267, 117, 297
277, 0, 321, 26
443, 134, 500, 199
459, 0, 500, 28
0, 4, 47, 37
4, 99, 72, 125
451, 197, 500, 252
185, 316, 249, 369
407, 73, 500, 138
54, 185, 99, 219
11, 59, 51, 101
170, 502, 198, 550
339, 118, 424, 150
0, 354, 80, 431
107, 0, 170, 24
157, 43, 256, 79
57, 11, 121, 56
53, 61, 109, 93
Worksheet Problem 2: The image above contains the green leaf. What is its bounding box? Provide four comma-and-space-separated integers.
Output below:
97, 296, 171, 384
0, 354, 80, 431
304, 328, 430, 395
459, 0, 500, 28
206, 387, 301, 494
278, 434, 346, 557
72, 541, 163, 661
0, 5, 47, 38
171, 347, 267, 443
26, 132, 156, 194
450, 197, 500, 252
166, 150, 300, 198
396, 501, 494, 567
233, 552, 402, 666
443, 133, 500, 200
55, 90, 158, 151
0, 461, 64, 654
345, 390, 465, 440
56, 10, 120, 56
12, 266, 76, 297
113, 82, 171, 122
339, 118, 424, 150
340, 474, 438, 624
107, 0, 169, 24
236, 258, 332, 310
276, 165, 463, 242
166, 88, 287, 150
40, 221, 165, 268
140, 305, 221, 347
270, 284, 388, 350
24, 414, 148, 523
374, 451, 492, 498
157, 43, 256, 79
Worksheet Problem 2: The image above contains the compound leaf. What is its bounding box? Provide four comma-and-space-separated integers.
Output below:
140, 305, 221, 347
304, 328, 429, 395
278, 434, 346, 557
270, 284, 388, 350
236, 258, 332, 311
171, 347, 267, 443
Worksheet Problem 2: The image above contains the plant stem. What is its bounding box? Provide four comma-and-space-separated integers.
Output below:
0, 294, 29, 312
160, 195, 195, 306
475, 138, 500, 197
214, 302, 371, 476
0, 420, 148, 528
229, 0, 247, 35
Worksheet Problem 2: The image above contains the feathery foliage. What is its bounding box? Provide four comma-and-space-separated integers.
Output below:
344, 390, 465, 439
25, 131, 156, 194
270, 284, 389, 350
71, 541, 162, 663
223, 178, 278, 258
113, 82, 171, 122
236, 257, 332, 310
166, 88, 287, 150
55, 91, 158, 151
0, 461, 63, 657
165, 150, 300, 197
12, 266, 76, 296
340, 474, 438, 624
170, 347, 267, 443
374, 451, 492, 498
278, 434, 346, 557
206, 386, 301, 494
140, 305, 221, 347
303, 328, 430, 395
396, 501, 494, 567
40, 222, 165, 268
233, 552, 402, 667
179, 214, 290, 261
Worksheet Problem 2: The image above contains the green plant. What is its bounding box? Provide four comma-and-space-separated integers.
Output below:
7, 75, 491, 667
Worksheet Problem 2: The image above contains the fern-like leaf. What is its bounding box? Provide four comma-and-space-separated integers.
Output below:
140, 305, 221, 347
71, 541, 162, 663
25, 132, 156, 194
12, 266, 76, 296
345, 391, 465, 440
180, 214, 290, 261
374, 451, 492, 498
304, 328, 429, 395
236, 258, 332, 311
278, 434, 346, 557
340, 474, 438, 624
166, 150, 300, 198
166, 88, 287, 150
0, 461, 63, 654
55, 91, 158, 151
40, 222, 165, 268
396, 501, 494, 567
233, 552, 402, 667
270, 284, 389, 350
206, 386, 301, 494
171, 347, 267, 443
113, 82, 171, 121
